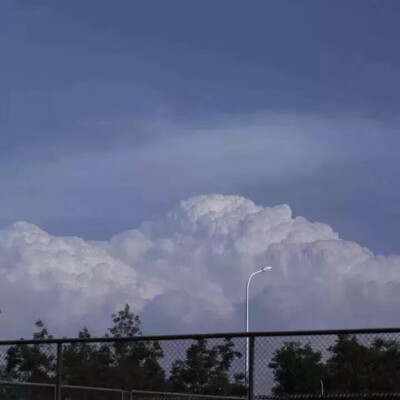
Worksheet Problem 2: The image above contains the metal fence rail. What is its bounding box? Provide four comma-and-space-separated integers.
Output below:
1, 328, 400, 400
130, 389, 245, 400
2, 382, 400, 400
0, 381, 129, 400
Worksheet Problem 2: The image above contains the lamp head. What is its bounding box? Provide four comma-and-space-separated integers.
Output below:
261, 266, 272, 272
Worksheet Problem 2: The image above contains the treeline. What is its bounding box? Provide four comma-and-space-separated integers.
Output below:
269, 335, 400, 394
0, 305, 246, 400
2, 307, 400, 399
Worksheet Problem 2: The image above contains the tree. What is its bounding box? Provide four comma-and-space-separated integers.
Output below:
3, 320, 55, 383
62, 327, 114, 399
269, 334, 400, 395
62, 304, 166, 394
268, 341, 326, 395
1, 321, 56, 400
327, 335, 400, 393
2, 305, 166, 399
106, 304, 166, 391
368, 338, 400, 391
326, 335, 374, 392
169, 338, 246, 396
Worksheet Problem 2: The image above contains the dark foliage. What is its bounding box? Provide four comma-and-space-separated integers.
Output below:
269, 334, 400, 395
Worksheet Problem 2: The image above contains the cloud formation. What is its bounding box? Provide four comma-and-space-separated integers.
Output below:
0, 194, 399, 338
1, 112, 398, 255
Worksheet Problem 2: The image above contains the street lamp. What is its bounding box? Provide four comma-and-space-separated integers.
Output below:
245, 266, 272, 386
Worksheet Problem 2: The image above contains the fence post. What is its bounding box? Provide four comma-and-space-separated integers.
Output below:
56, 342, 62, 400
248, 336, 255, 400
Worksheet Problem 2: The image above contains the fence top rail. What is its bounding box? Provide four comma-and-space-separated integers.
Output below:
0, 380, 55, 388
1, 382, 400, 399
1, 327, 400, 345
255, 395, 400, 399
63, 384, 127, 393
130, 389, 245, 399
0, 381, 127, 394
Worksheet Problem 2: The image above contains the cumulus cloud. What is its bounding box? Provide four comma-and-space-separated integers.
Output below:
0, 194, 399, 338
0, 222, 144, 337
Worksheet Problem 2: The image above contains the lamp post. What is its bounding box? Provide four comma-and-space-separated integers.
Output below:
245, 266, 272, 386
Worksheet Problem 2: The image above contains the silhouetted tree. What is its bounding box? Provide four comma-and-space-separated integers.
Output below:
269, 341, 326, 395
106, 304, 166, 391
0, 321, 56, 400
62, 327, 114, 399
269, 334, 400, 395
368, 338, 400, 391
62, 304, 166, 396
3, 320, 55, 383
326, 335, 400, 393
2, 305, 166, 400
326, 335, 373, 392
169, 338, 246, 396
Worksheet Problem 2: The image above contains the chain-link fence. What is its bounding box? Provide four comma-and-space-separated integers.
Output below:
1, 328, 400, 400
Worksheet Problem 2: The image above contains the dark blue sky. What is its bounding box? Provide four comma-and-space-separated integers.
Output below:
1, 0, 399, 253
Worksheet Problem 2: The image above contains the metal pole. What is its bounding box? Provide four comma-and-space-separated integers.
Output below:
245, 267, 272, 386
56, 342, 62, 400
248, 337, 255, 400
245, 272, 255, 386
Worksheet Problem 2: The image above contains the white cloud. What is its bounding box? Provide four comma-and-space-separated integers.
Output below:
0, 194, 399, 338
0, 222, 143, 337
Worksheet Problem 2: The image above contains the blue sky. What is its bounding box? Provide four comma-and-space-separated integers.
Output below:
1, 0, 399, 254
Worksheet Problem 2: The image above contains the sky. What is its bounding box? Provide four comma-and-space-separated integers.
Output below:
0, 1, 400, 338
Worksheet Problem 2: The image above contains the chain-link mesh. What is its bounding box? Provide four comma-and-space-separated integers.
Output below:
0, 341, 57, 399
1, 330, 400, 400
61, 386, 127, 400
254, 331, 400, 399
0, 382, 56, 400
155, 337, 246, 396
0, 342, 57, 383
130, 390, 245, 400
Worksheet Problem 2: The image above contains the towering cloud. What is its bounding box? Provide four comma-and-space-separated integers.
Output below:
0, 194, 399, 338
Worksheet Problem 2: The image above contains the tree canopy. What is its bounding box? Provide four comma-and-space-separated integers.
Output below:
2, 310, 400, 398
268, 342, 326, 395
269, 334, 400, 395
169, 338, 246, 396
0, 305, 246, 399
